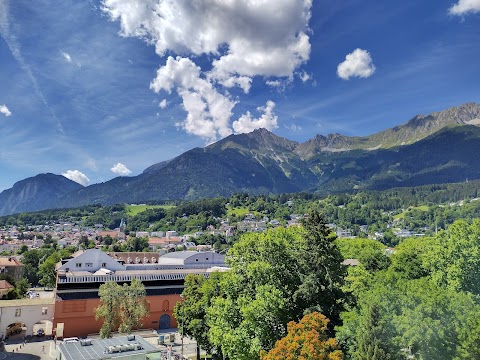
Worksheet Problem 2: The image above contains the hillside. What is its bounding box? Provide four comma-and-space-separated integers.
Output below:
2, 103, 480, 215
295, 102, 480, 158
0, 173, 83, 216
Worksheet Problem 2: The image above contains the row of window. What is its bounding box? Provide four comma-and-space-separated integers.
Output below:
73, 262, 107, 269
15, 307, 48, 317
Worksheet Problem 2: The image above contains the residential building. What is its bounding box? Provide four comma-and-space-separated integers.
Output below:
0, 298, 55, 338
0, 257, 24, 282
0, 280, 14, 298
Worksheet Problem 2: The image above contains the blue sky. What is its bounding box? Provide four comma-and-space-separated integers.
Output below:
0, 0, 479, 191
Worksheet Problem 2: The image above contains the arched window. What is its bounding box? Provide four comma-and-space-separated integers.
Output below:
162, 300, 169, 311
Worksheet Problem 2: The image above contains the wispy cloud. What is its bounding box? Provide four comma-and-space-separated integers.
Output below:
0, 0, 64, 134
0, 104, 11, 117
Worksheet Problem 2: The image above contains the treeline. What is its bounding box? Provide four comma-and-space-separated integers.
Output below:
3, 180, 480, 239
176, 213, 480, 359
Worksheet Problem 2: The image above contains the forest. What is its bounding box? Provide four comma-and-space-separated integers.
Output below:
175, 210, 480, 359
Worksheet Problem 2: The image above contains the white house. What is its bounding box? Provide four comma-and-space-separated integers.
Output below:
0, 298, 55, 337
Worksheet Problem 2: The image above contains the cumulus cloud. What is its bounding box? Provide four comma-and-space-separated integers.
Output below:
0, 104, 11, 117
159, 99, 167, 109
151, 56, 235, 142
232, 100, 278, 134
101, 0, 313, 141
111, 162, 132, 175
61, 51, 72, 62
62, 170, 90, 186
449, 0, 480, 15
337, 49, 376, 80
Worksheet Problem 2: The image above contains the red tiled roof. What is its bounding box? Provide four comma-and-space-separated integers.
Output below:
0, 280, 14, 290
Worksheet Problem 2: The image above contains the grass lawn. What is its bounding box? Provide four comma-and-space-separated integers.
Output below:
126, 204, 176, 216
226, 207, 262, 219
394, 205, 429, 220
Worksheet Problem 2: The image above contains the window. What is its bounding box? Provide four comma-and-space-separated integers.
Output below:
15, 309, 21, 317
42, 307, 48, 315
76, 263, 82, 268
85, 263, 93, 268
101, 263, 106, 268
206, 258, 209, 261
195, 259, 199, 262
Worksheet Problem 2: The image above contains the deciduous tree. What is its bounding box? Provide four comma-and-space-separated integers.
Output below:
260, 312, 343, 360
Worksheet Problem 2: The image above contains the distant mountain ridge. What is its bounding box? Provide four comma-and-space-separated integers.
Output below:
1, 102, 480, 216
295, 102, 480, 158
0, 173, 83, 216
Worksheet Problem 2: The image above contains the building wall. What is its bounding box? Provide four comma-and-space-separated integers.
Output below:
0, 302, 54, 337
53, 294, 181, 338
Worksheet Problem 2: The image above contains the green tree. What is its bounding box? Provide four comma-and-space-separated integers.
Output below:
96, 279, 149, 338
174, 274, 207, 360
425, 219, 480, 294
16, 278, 30, 298
39, 249, 71, 288
354, 303, 391, 360
96, 281, 122, 338
118, 278, 148, 334
296, 209, 346, 327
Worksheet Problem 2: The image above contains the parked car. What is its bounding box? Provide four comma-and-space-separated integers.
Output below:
36, 329, 45, 337
63, 337, 79, 343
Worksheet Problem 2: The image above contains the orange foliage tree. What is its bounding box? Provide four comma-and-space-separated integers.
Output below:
260, 312, 343, 360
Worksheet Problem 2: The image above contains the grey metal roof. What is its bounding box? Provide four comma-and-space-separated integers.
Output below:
58, 335, 159, 360
160, 251, 200, 260
160, 251, 206, 259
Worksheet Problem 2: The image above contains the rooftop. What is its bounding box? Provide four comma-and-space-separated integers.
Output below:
0, 257, 23, 267
58, 335, 159, 360
0, 297, 54, 307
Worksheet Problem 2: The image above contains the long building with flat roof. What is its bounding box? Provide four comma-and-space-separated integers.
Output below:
53, 249, 226, 338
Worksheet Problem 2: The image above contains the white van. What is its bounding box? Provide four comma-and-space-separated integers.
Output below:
63, 337, 79, 343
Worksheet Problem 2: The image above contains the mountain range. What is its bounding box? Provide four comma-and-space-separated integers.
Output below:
1, 102, 480, 216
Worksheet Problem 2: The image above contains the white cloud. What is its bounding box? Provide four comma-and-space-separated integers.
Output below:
102, 0, 311, 81
0, 104, 11, 117
266, 80, 282, 87
449, 0, 480, 15
111, 162, 132, 175
337, 48, 376, 80
62, 170, 90, 186
151, 56, 235, 142
299, 71, 311, 82
159, 99, 167, 109
61, 51, 72, 62
101, 0, 313, 141
232, 100, 278, 134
